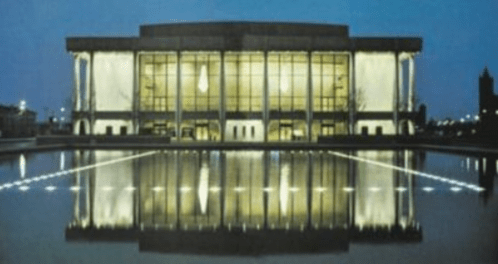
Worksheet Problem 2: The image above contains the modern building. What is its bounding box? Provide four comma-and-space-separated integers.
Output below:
478, 67, 498, 139
67, 22, 422, 142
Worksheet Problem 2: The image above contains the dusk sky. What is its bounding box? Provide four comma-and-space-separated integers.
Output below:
1, 0, 497, 120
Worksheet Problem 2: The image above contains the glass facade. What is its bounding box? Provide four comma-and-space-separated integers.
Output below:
180, 52, 220, 111
225, 52, 264, 112
311, 53, 349, 141
139, 53, 177, 135
137, 51, 352, 141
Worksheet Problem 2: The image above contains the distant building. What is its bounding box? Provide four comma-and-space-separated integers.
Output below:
0, 105, 37, 138
478, 68, 498, 138
66, 21, 422, 141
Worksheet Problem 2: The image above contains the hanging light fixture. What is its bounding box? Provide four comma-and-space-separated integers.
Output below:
198, 65, 208, 93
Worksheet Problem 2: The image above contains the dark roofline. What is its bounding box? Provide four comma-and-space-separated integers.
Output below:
139, 21, 349, 38
66, 36, 422, 52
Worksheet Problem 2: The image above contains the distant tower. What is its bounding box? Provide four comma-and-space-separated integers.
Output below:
479, 67, 494, 114
478, 67, 498, 139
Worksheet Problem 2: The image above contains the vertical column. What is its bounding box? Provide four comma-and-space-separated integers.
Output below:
73, 55, 81, 112
263, 151, 269, 229
133, 153, 140, 227
349, 52, 356, 135
176, 51, 182, 141
84, 55, 91, 112
399, 58, 404, 112
73, 152, 81, 223
89, 52, 95, 135
263, 51, 269, 142
406, 150, 414, 224
88, 151, 95, 227
133, 52, 140, 134
220, 52, 226, 142
220, 151, 226, 228
408, 55, 416, 134
348, 155, 355, 227
394, 151, 400, 227
394, 52, 400, 135
306, 153, 313, 229
307, 51, 313, 142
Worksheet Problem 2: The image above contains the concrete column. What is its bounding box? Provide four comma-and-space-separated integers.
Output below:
399, 58, 404, 112
220, 52, 226, 142
349, 52, 356, 135
408, 56, 415, 112
74, 55, 81, 112
264, 51, 269, 142
176, 51, 182, 141
394, 52, 400, 135
89, 52, 95, 135
406, 150, 414, 224
73, 152, 81, 223
84, 56, 91, 112
307, 51, 313, 142
408, 56, 416, 134
133, 52, 140, 134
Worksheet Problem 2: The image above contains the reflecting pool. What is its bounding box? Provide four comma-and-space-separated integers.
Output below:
0, 149, 497, 263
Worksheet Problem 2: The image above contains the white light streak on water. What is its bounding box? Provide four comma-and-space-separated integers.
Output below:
0, 151, 159, 191
329, 151, 483, 192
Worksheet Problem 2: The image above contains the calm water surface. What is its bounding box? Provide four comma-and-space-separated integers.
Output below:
0, 149, 496, 263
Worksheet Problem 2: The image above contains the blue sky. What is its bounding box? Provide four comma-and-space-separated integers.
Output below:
1, 0, 497, 120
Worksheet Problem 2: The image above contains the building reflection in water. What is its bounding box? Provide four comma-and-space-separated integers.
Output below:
67, 150, 424, 255
478, 156, 496, 204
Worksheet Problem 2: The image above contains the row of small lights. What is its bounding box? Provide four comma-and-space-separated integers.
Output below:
0, 151, 159, 191
0, 150, 485, 193
5, 185, 471, 193
328, 151, 485, 192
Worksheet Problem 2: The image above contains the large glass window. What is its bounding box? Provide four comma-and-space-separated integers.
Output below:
181, 52, 220, 111
139, 53, 177, 112
268, 52, 308, 112
311, 53, 349, 112
224, 52, 264, 112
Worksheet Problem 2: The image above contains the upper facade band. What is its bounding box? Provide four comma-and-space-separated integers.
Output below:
66, 22, 422, 52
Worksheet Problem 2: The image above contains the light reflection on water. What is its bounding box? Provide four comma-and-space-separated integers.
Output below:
0, 149, 496, 261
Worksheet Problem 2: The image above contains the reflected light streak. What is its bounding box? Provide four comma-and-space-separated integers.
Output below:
450, 187, 462, 192
280, 164, 289, 217
19, 154, 26, 178
0, 151, 158, 191
198, 164, 209, 214
45, 186, 57, 192
422, 187, 435, 192
263, 187, 274, 192
315, 187, 327, 192
70, 186, 81, 192
180, 187, 192, 192
209, 186, 221, 192
102, 186, 114, 191
368, 187, 381, 192
152, 186, 165, 192
19, 186, 29, 192
329, 151, 483, 192
124, 186, 136, 192
343, 187, 355, 192
396, 187, 407, 192
60, 152, 65, 171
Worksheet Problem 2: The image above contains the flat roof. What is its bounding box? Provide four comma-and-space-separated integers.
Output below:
66, 21, 422, 52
